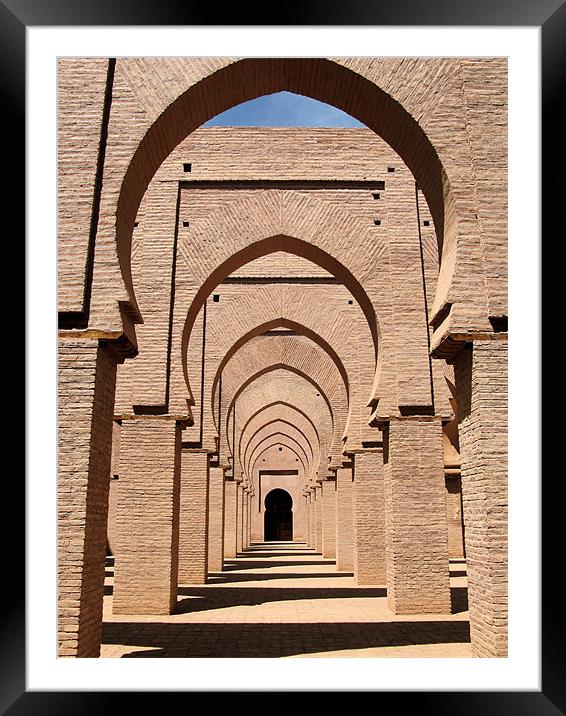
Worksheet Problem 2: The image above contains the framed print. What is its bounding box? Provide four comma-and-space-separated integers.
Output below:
9, 0, 560, 711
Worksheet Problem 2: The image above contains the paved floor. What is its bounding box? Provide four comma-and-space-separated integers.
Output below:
100, 542, 473, 658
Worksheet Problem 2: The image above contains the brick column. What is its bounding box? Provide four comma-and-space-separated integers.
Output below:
246, 492, 252, 548
354, 451, 386, 584
305, 494, 311, 547
446, 476, 465, 558
454, 339, 508, 657
247, 491, 252, 547
321, 480, 336, 558
107, 420, 121, 555
384, 417, 450, 614
309, 490, 316, 547
242, 489, 249, 550
113, 418, 181, 615
58, 338, 117, 657
207, 468, 225, 572
236, 484, 244, 554
178, 451, 209, 585
335, 466, 354, 572
223, 480, 238, 559
314, 485, 323, 553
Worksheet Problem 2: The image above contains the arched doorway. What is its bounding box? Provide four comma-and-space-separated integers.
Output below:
264, 488, 293, 542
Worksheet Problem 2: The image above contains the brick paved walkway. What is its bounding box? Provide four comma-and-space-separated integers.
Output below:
101, 542, 473, 658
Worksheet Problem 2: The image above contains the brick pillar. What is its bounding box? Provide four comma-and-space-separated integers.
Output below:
178, 451, 209, 585
242, 489, 249, 550
113, 418, 181, 615
446, 476, 465, 558
236, 484, 244, 554
107, 420, 121, 555
335, 466, 354, 572
224, 480, 238, 559
321, 480, 336, 558
58, 338, 117, 657
354, 451, 386, 584
314, 485, 323, 553
107, 477, 119, 556
454, 339, 508, 657
207, 468, 225, 572
384, 417, 450, 614
305, 494, 311, 547
247, 491, 252, 547
246, 492, 252, 548
309, 490, 316, 547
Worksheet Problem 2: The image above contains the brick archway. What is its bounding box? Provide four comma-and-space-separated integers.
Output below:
83, 57, 496, 349
214, 334, 348, 468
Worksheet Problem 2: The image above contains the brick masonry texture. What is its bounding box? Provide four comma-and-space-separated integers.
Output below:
314, 486, 323, 554
57, 57, 507, 659
446, 477, 465, 558
454, 339, 508, 657
223, 481, 238, 560
207, 467, 225, 572
354, 451, 387, 585
335, 467, 355, 572
58, 338, 116, 657
112, 419, 181, 615
321, 481, 337, 559
178, 452, 209, 584
384, 418, 451, 614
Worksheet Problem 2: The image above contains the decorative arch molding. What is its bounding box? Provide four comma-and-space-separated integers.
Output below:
212, 319, 350, 410
223, 363, 339, 468
235, 403, 321, 476
230, 397, 333, 481
246, 432, 311, 483
166, 190, 433, 416
227, 371, 334, 473
214, 333, 348, 463
86, 56, 495, 355
241, 420, 317, 484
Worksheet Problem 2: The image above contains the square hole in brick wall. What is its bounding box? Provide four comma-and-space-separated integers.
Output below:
183, 163, 192, 172
213, 294, 220, 302
374, 219, 381, 226
423, 220, 430, 227
182, 221, 190, 227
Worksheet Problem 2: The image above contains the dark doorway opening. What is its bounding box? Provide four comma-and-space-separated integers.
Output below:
264, 488, 293, 541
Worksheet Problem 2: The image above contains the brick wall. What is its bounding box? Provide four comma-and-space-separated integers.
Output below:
207, 467, 225, 571
335, 467, 354, 572
321, 480, 337, 559
58, 338, 116, 656
454, 339, 508, 657
384, 418, 451, 614
178, 451, 209, 584
353, 451, 386, 584
113, 418, 181, 614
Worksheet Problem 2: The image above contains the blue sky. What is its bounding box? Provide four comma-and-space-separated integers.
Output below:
202, 91, 366, 128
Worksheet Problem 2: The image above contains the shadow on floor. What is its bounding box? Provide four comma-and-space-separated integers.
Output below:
105, 572, 359, 597
101, 619, 471, 658
173, 585, 387, 613
223, 559, 335, 570
205, 571, 354, 584
238, 551, 321, 558
450, 587, 469, 614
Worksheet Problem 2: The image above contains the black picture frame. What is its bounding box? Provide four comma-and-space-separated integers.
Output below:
10, 0, 559, 712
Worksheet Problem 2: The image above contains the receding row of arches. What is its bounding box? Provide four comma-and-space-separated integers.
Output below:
57, 56, 508, 661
